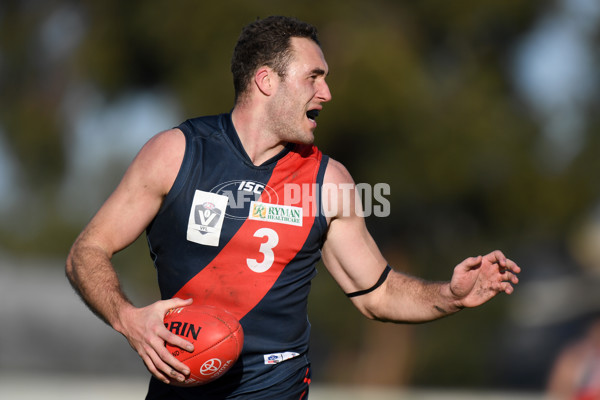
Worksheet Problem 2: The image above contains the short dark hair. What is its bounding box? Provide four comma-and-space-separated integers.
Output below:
231, 16, 320, 103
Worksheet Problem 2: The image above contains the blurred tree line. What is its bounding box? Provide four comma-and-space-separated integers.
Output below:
1, 0, 599, 391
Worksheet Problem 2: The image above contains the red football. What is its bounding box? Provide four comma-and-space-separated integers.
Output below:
163, 304, 244, 386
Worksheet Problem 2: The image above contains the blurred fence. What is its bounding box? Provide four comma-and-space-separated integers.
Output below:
0, 374, 544, 400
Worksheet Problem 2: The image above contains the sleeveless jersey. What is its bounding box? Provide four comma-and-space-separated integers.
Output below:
145, 113, 329, 398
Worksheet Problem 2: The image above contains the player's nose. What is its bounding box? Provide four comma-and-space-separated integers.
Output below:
317, 80, 332, 103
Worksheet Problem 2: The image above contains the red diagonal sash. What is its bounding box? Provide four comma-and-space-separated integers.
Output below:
173, 147, 321, 320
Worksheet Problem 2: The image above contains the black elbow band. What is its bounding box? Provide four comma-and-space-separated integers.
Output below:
345, 265, 392, 298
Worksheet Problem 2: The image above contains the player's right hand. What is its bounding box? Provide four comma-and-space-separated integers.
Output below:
116, 297, 195, 384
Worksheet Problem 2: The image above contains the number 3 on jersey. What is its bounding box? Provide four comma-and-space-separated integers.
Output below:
247, 228, 279, 273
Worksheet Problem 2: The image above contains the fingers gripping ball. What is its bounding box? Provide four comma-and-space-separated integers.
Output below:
164, 305, 244, 386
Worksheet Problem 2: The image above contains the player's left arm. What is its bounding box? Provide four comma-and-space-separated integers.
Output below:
320, 159, 521, 323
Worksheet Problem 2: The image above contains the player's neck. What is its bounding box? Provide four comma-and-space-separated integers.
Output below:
231, 106, 287, 166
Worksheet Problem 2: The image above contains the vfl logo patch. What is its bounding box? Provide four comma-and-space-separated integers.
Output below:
187, 190, 228, 246
248, 201, 302, 226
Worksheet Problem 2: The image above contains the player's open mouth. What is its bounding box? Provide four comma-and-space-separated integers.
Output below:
306, 109, 320, 122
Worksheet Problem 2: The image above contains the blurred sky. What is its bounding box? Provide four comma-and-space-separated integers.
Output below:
512, 0, 600, 172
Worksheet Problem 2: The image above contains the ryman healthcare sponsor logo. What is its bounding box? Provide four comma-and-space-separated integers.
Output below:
248, 201, 303, 226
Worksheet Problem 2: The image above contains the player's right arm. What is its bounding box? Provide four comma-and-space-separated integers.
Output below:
65, 128, 193, 384
320, 158, 520, 322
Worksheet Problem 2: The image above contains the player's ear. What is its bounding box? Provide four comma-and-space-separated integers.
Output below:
255, 66, 274, 96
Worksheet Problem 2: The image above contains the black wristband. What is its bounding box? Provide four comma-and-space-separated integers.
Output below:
345, 265, 392, 298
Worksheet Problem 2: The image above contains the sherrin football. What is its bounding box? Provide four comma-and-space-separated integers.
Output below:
164, 304, 244, 386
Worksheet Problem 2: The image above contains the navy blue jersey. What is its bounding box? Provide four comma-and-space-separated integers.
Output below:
145, 113, 329, 398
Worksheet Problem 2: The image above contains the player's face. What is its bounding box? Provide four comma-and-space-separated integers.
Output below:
267, 37, 332, 145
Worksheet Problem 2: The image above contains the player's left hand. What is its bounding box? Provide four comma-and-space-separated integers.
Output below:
449, 250, 521, 309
